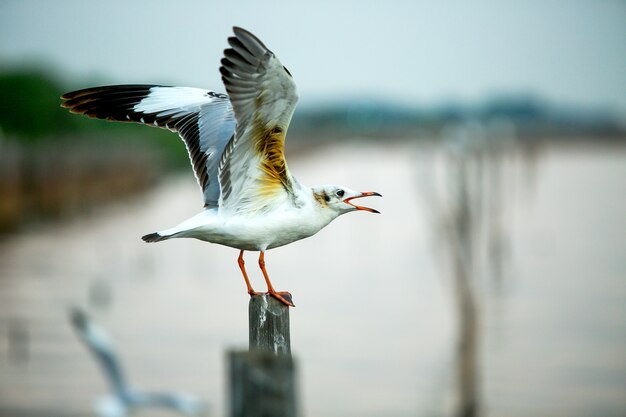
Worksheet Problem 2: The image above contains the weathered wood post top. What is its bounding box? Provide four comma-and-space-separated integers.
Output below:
248, 293, 291, 355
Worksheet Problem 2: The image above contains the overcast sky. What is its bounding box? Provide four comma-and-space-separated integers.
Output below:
1, 0, 625, 113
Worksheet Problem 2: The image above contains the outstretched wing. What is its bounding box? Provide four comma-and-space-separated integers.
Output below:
69, 308, 129, 399
218, 27, 300, 213
61, 85, 235, 208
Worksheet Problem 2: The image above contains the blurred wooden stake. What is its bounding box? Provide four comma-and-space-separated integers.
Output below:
229, 350, 296, 417
229, 294, 297, 417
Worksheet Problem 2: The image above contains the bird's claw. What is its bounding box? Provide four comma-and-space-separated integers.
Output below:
269, 291, 295, 307
248, 290, 295, 307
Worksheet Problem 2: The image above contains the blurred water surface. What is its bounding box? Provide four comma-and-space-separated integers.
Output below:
0, 140, 625, 417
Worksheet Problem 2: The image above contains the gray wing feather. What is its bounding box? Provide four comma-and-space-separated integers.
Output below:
216, 27, 299, 213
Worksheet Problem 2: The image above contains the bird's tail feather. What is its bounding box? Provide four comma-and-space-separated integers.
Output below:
142, 210, 214, 243
141, 232, 170, 243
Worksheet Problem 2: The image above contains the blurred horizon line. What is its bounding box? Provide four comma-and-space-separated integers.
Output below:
3, 58, 626, 120
1, 64, 625, 146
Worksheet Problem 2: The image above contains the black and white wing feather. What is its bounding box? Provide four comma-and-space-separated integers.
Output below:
61, 85, 235, 208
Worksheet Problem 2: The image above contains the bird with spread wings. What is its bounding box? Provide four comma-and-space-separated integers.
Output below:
62, 27, 381, 307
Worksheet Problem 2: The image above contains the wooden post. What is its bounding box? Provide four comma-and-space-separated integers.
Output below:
249, 294, 291, 355
229, 294, 297, 417
229, 350, 296, 417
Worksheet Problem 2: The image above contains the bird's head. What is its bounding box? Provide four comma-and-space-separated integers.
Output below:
312, 185, 381, 216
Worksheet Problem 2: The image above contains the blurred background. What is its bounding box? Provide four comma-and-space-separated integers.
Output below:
1, 1, 625, 416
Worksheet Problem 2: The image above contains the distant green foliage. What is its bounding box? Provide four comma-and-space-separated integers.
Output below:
2, 67, 619, 152
0, 69, 74, 140
0, 68, 191, 167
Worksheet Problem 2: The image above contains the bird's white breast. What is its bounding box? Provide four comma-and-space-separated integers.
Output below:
204, 203, 331, 251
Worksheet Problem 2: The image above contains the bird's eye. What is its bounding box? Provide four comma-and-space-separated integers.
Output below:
336, 189, 345, 198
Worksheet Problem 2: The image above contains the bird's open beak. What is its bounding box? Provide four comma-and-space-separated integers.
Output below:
344, 192, 382, 214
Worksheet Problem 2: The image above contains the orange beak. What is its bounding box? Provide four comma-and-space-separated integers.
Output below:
343, 192, 382, 214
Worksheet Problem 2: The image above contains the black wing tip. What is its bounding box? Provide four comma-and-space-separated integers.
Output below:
60, 85, 170, 121
61, 84, 163, 102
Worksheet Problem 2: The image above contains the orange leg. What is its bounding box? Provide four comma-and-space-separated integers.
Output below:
258, 251, 295, 307
238, 250, 262, 296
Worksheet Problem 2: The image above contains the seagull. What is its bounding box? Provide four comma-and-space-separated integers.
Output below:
69, 307, 208, 417
61, 27, 381, 307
